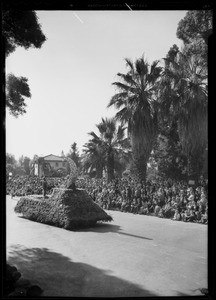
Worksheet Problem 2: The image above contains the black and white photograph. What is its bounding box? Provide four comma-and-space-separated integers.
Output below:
3, 3, 212, 298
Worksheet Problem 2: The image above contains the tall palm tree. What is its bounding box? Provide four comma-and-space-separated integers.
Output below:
108, 55, 162, 182
82, 141, 105, 178
160, 50, 207, 179
83, 117, 129, 182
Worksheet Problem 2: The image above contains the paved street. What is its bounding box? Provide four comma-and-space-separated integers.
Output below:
6, 196, 207, 297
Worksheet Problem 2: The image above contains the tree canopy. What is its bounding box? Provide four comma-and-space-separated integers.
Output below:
6, 73, 31, 117
108, 55, 162, 182
176, 10, 213, 45
3, 10, 46, 117
67, 143, 80, 168
158, 39, 208, 179
83, 117, 129, 181
2, 10, 46, 57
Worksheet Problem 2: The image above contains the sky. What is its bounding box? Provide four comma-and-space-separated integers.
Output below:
6, 10, 187, 160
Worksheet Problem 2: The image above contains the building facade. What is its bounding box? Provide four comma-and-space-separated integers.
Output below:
34, 154, 68, 177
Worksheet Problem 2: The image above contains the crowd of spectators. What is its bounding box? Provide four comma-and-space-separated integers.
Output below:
76, 176, 208, 225
7, 175, 208, 225
6, 175, 65, 197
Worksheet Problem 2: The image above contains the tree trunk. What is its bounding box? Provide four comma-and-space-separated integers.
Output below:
131, 135, 153, 184
107, 150, 114, 182
96, 165, 103, 178
132, 152, 148, 183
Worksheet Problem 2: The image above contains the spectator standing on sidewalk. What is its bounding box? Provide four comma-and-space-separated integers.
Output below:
42, 176, 47, 198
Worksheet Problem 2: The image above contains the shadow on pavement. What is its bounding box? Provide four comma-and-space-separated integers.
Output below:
15, 215, 153, 241
77, 223, 153, 240
7, 245, 157, 297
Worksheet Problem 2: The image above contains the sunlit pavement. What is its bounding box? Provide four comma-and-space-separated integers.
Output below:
6, 196, 207, 297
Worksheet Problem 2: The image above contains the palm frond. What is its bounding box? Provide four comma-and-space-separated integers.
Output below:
117, 73, 138, 87
112, 81, 136, 93
125, 58, 134, 72
135, 58, 149, 76
115, 107, 131, 124
107, 93, 127, 109
88, 131, 100, 140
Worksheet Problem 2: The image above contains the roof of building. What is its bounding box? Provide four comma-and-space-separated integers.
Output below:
42, 154, 65, 162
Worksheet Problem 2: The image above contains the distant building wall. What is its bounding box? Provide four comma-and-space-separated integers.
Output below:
47, 161, 66, 169
34, 154, 68, 177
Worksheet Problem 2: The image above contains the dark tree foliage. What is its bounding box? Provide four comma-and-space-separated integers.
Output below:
108, 56, 162, 183
6, 153, 17, 165
152, 121, 188, 180
82, 118, 129, 181
159, 10, 208, 180
166, 44, 179, 63
6, 153, 28, 177
6, 153, 17, 178
3, 10, 46, 117
176, 10, 213, 45
2, 10, 46, 57
23, 156, 31, 175
67, 143, 80, 168
6, 73, 31, 117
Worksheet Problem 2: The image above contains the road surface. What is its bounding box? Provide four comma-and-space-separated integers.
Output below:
6, 196, 207, 297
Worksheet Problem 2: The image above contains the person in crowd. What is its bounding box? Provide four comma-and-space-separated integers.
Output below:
139, 200, 149, 215
121, 198, 127, 212
125, 199, 131, 212
200, 208, 208, 224
172, 208, 181, 221
157, 207, 164, 218
195, 208, 202, 223
130, 198, 137, 213
154, 202, 161, 217
42, 176, 48, 198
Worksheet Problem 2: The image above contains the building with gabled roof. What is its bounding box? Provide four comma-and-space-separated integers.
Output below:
34, 154, 68, 177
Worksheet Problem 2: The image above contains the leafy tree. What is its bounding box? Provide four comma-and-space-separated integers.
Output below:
159, 48, 207, 179
82, 142, 105, 178
2, 10, 46, 57
17, 155, 27, 175
18, 155, 24, 167
6, 153, 17, 177
83, 117, 129, 182
176, 10, 213, 45
23, 156, 31, 175
15, 165, 26, 176
108, 55, 162, 183
67, 142, 80, 168
113, 146, 132, 178
152, 121, 188, 180
177, 10, 212, 63
6, 153, 28, 176
165, 44, 180, 66
6, 73, 31, 117
6, 153, 17, 165
3, 10, 46, 117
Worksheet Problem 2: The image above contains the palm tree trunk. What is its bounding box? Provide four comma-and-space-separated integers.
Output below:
131, 134, 153, 184
96, 165, 103, 178
132, 152, 148, 183
107, 150, 114, 182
